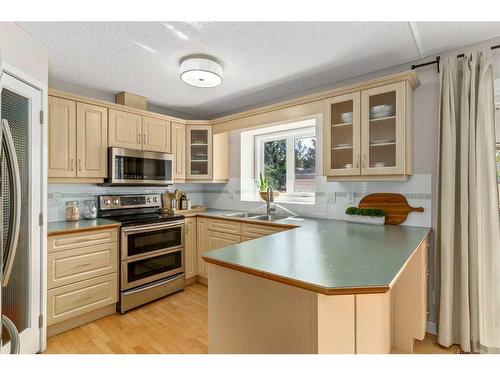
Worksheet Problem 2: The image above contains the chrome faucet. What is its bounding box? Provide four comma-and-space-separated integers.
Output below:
266, 185, 276, 215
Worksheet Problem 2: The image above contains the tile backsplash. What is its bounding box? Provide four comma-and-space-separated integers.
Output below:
47, 183, 205, 222
48, 174, 431, 227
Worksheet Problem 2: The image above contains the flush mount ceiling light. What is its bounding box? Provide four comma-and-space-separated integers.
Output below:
180, 57, 223, 88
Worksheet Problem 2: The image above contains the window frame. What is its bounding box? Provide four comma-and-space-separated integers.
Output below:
254, 126, 316, 202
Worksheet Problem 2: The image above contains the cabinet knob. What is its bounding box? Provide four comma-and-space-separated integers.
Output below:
138, 133, 141, 144
362, 154, 367, 168
70, 159, 74, 171
356, 154, 360, 168
143, 133, 146, 145
78, 159, 82, 171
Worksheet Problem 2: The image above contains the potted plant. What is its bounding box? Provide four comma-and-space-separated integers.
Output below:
345, 207, 386, 225
256, 173, 280, 201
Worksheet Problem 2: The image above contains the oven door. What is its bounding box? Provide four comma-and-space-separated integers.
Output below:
110, 147, 174, 185
121, 247, 183, 290
121, 221, 184, 260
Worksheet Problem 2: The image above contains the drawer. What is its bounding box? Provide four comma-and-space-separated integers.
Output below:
47, 273, 118, 326
241, 223, 287, 239
207, 218, 241, 235
48, 242, 118, 289
48, 228, 118, 253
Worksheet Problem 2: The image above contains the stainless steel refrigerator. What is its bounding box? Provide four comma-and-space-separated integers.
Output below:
1, 51, 43, 354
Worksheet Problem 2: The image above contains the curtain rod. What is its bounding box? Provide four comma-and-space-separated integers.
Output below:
411, 44, 500, 73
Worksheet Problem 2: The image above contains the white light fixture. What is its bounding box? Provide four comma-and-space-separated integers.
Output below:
180, 57, 223, 88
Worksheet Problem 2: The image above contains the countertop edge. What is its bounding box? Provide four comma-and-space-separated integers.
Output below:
202, 256, 390, 296
47, 222, 121, 236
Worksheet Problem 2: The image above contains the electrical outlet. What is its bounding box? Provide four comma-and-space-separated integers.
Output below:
347, 192, 354, 204
328, 193, 336, 203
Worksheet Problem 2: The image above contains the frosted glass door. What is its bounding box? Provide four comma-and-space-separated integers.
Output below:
187, 125, 212, 179
323, 93, 360, 176
1, 72, 42, 354
361, 82, 405, 175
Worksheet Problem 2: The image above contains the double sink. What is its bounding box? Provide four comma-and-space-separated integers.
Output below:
224, 212, 293, 222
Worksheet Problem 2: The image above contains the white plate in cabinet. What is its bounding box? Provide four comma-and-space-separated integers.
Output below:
241, 223, 287, 239
47, 273, 118, 326
47, 242, 118, 289
48, 228, 118, 253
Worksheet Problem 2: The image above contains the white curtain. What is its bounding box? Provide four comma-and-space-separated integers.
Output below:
438, 49, 500, 353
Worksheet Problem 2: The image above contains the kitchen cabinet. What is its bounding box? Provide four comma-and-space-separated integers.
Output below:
108, 109, 143, 150
184, 217, 198, 280
323, 80, 413, 180
207, 231, 241, 251
48, 96, 76, 178
109, 109, 172, 153
76, 102, 108, 178
142, 116, 171, 153
197, 217, 209, 278
186, 124, 213, 180
48, 96, 108, 181
47, 227, 119, 336
172, 121, 186, 181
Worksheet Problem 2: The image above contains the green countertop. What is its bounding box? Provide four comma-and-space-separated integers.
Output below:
202, 209, 431, 294
48, 218, 120, 236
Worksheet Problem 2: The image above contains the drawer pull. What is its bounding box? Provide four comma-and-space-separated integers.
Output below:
73, 262, 94, 268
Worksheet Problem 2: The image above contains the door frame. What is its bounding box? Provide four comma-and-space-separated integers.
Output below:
1, 62, 46, 354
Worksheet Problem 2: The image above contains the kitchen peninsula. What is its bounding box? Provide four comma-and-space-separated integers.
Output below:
203, 216, 430, 354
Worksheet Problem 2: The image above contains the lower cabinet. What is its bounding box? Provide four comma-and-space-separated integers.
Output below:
184, 217, 198, 280
47, 227, 119, 336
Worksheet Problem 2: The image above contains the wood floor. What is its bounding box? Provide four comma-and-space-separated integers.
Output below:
44, 283, 459, 354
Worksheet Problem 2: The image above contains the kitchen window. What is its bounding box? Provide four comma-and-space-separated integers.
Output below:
255, 126, 316, 203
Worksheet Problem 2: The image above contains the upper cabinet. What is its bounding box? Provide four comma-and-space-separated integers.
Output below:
143, 116, 171, 153
48, 96, 108, 182
186, 124, 213, 180
108, 109, 172, 153
324, 79, 413, 180
108, 109, 142, 150
172, 122, 186, 181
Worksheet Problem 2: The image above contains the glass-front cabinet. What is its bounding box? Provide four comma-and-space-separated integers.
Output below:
323, 92, 361, 176
323, 79, 411, 180
186, 124, 213, 179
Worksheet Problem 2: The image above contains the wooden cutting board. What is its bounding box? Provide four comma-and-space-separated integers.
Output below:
358, 193, 424, 225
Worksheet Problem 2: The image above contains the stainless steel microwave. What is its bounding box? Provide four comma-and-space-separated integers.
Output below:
107, 147, 174, 185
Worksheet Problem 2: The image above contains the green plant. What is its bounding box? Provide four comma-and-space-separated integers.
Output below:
345, 207, 386, 217
256, 173, 270, 192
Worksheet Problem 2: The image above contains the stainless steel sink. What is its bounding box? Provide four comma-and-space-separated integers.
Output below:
252, 214, 293, 221
224, 212, 263, 218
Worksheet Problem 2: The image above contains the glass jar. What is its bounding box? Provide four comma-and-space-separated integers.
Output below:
83, 200, 97, 220
65, 201, 80, 221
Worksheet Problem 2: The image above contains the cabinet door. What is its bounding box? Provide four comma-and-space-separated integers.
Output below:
207, 231, 241, 251
196, 218, 209, 277
323, 93, 361, 176
361, 82, 405, 175
184, 217, 198, 279
48, 96, 77, 178
186, 125, 213, 180
172, 122, 186, 181
108, 109, 142, 150
76, 102, 108, 178
143, 116, 171, 153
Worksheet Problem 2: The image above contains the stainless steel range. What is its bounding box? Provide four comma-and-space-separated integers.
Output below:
97, 194, 185, 314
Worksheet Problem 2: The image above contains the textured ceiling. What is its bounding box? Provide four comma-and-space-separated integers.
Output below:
18, 22, 500, 118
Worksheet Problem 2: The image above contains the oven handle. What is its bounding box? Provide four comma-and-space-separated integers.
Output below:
122, 245, 184, 263
121, 220, 185, 234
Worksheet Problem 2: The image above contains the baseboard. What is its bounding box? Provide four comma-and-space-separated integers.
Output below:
426, 321, 437, 335
185, 275, 198, 286
197, 275, 208, 286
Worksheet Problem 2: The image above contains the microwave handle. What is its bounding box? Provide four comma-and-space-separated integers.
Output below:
121, 220, 185, 234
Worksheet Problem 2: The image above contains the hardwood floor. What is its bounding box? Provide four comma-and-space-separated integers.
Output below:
44, 283, 208, 354
44, 283, 459, 354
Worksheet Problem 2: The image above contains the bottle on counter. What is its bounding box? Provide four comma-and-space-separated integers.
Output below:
180, 193, 188, 210
186, 195, 192, 210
